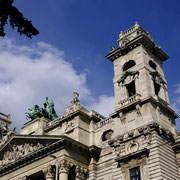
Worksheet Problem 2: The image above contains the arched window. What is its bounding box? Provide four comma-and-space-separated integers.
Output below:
123, 60, 136, 71
149, 60, 156, 70
102, 130, 114, 141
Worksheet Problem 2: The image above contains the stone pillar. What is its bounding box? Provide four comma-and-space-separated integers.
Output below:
150, 78, 156, 97
89, 120, 94, 146
59, 160, 71, 180
119, 83, 127, 100
89, 158, 97, 180
43, 164, 55, 180
135, 74, 140, 95
75, 165, 88, 180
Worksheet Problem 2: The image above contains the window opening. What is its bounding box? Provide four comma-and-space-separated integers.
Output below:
154, 81, 160, 96
130, 166, 141, 180
29, 171, 46, 180
0, 128, 2, 139
149, 60, 156, 70
102, 130, 114, 141
123, 60, 136, 71
68, 165, 76, 180
126, 81, 136, 97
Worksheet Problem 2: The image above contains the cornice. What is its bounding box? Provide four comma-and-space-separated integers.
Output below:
115, 148, 149, 164
108, 122, 175, 146
0, 135, 98, 176
106, 34, 168, 62
45, 108, 102, 132
111, 96, 178, 119
0, 138, 65, 177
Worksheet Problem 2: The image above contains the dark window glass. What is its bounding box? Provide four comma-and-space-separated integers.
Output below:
130, 166, 141, 180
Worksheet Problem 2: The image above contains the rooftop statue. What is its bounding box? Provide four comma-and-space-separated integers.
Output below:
25, 97, 58, 121
0, 0, 39, 38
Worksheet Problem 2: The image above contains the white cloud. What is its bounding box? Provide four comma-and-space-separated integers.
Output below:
171, 84, 180, 130
87, 95, 115, 117
171, 84, 180, 114
0, 38, 114, 132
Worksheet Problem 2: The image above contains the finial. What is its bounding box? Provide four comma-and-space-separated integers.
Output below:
134, 21, 140, 29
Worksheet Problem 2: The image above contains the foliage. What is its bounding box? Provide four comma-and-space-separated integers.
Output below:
0, 0, 39, 38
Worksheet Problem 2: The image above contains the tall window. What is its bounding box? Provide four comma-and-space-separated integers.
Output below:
68, 165, 76, 180
130, 166, 141, 180
153, 81, 160, 96
126, 81, 136, 97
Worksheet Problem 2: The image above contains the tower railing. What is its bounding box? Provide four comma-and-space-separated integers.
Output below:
118, 94, 141, 107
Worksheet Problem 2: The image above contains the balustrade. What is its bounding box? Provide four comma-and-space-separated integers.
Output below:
118, 94, 141, 107
96, 118, 114, 129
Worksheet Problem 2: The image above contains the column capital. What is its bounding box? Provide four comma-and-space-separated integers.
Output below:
75, 165, 88, 179
43, 164, 55, 179
59, 159, 71, 174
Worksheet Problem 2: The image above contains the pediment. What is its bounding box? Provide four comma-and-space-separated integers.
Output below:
0, 134, 66, 176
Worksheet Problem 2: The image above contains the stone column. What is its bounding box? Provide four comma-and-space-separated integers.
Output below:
75, 165, 88, 180
89, 120, 95, 146
59, 160, 71, 180
43, 164, 55, 180
150, 77, 155, 97
134, 73, 139, 95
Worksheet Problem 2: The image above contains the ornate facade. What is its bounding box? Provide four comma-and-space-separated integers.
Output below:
1, 22, 180, 180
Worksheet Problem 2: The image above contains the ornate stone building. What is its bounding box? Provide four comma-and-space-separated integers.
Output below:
1, 22, 180, 180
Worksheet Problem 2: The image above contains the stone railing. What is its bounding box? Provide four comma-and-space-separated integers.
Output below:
119, 22, 139, 39
158, 97, 168, 106
120, 26, 136, 37
96, 118, 114, 129
118, 94, 141, 108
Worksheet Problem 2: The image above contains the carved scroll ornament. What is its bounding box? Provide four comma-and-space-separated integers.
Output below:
118, 71, 139, 85
150, 71, 165, 85
0, 143, 44, 168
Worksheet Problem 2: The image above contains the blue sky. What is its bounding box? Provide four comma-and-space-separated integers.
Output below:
1, 0, 180, 131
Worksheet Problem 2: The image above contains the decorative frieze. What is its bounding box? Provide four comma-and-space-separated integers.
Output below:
117, 70, 139, 85
108, 122, 174, 150
0, 143, 44, 168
